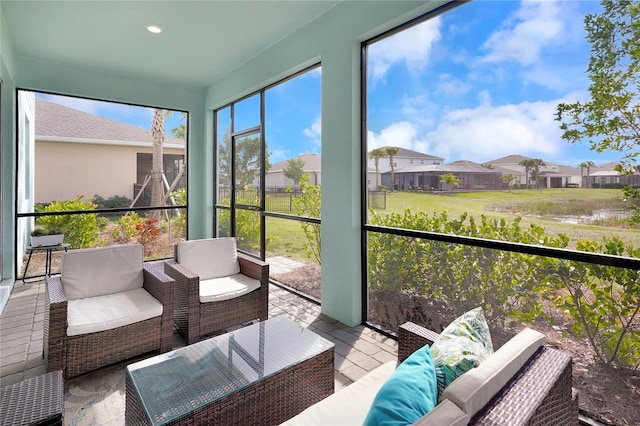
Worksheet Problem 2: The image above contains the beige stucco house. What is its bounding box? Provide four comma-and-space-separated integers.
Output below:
35, 97, 186, 204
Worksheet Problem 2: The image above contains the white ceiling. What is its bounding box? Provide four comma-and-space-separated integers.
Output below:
2, 1, 341, 88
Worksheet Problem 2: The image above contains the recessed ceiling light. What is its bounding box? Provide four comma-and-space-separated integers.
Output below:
145, 24, 163, 34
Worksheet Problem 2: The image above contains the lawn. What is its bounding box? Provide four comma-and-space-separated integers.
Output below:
374, 188, 640, 249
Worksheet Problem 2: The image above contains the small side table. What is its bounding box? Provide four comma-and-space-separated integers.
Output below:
22, 243, 70, 283
0, 370, 64, 425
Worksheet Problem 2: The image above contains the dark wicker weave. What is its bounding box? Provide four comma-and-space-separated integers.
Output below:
398, 322, 578, 426
0, 370, 64, 426
45, 263, 175, 379
125, 318, 334, 426
164, 251, 269, 345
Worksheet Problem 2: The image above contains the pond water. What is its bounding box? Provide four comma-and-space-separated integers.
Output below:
556, 208, 631, 224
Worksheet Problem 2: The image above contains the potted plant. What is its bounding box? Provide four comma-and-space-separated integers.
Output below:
30, 227, 65, 247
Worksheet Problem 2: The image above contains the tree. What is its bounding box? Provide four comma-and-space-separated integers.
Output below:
519, 159, 535, 188
369, 148, 386, 189
501, 173, 518, 191
150, 109, 166, 219
284, 158, 306, 185
441, 173, 459, 192
556, 1, 640, 172
531, 158, 546, 189
171, 111, 188, 139
217, 130, 270, 189
579, 160, 597, 188
385, 147, 400, 190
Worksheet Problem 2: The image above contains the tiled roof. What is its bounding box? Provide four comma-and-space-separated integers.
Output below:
370, 146, 444, 160
35, 98, 184, 146
269, 153, 321, 172
485, 154, 531, 165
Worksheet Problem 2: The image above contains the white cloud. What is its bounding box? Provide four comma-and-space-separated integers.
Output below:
481, 0, 565, 66
303, 116, 321, 148
368, 121, 430, 152
436, 73, 471, 97
269, 148, 289, 163
426, 99, 564, 162
369, 17, 442, 81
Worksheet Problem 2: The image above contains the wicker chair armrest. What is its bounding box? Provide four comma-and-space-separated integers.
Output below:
470, 346, 574, 425
397, 322, 440, 363
164, 259, 199, 280
45, 277, 68, 373
142, 263, 174, 305
238, 252, 269, 285
143, 263, 175, 353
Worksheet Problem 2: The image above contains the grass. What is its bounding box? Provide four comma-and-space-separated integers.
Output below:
373, 188, 640, 249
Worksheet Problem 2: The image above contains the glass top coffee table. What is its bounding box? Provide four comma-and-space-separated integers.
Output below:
125, 317, 335, 425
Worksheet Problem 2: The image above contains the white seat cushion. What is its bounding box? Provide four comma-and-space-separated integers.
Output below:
199, 274, 261, 303
176, 238, 240, 280
442, 328, 546, 417
67, 288, 163, 336
62, 244, 144, 300
281, 361, 396, 425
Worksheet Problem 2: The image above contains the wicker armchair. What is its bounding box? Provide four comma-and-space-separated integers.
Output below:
45, 244, 174, 379
164, 237, 269, 345
398, 322, 579, 425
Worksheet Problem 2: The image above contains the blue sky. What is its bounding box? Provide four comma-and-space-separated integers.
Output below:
367, 0, 617, 166
38, 0, 619, 168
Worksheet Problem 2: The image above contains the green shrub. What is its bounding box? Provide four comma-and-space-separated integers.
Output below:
368, 210, 554, 328
110, 212, 143, 243
36, 196, 101, 248
169, 188, 186, 237
290, 174, 321, 264
543, 237, 640, 368
92, 194, 132, 209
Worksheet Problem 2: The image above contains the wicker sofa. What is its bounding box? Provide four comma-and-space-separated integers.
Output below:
283, 322, 578, 425
45, 244, 175, 379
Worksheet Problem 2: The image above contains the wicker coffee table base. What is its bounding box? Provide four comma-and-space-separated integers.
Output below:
125, 347, 334, 425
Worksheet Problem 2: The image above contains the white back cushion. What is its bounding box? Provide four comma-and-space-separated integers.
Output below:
62, 244, 144, 300
176, 237, 240, 280
442, 328, 546, 417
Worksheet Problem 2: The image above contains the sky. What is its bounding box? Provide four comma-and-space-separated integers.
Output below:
37, 0, 620, 168
367, 0, 616, 167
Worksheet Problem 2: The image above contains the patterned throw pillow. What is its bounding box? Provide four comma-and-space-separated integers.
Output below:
430, 307, 494, 401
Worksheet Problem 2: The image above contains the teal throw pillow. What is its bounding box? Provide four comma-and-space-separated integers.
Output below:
431, 307, 494, 401
363, 343, 437, 426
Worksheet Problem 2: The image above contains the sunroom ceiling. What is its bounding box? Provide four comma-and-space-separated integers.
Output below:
2, 0, 341, 88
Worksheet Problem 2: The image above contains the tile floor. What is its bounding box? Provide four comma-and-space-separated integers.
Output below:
0, 275, 398, 425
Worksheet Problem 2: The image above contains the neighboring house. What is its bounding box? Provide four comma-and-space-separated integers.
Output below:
264, 153, 321, 190
383, 160, 505, 191
586, 162, 640, 188
367, 147, 444, 175
485, 154, 581, 188
34, 97, 186, 204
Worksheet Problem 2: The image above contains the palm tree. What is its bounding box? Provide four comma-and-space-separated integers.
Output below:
578, 161, 587, 187
385, 147, 400, 190
518, 158, 535, 188
369, 148, 385, 190
585, 160, 596, 188
150, 109, 166, 219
